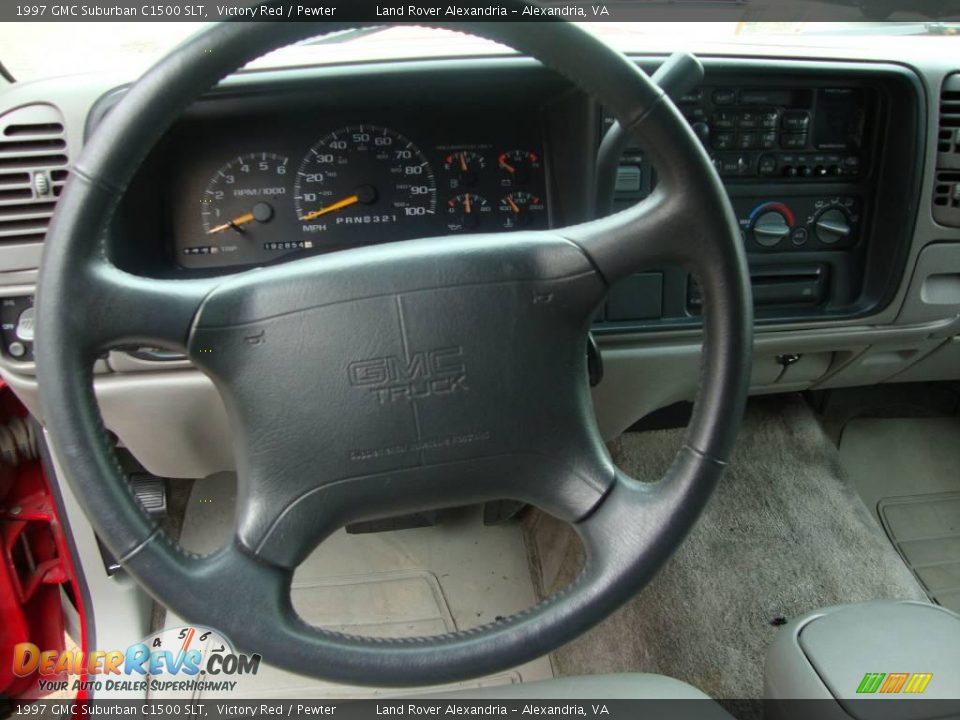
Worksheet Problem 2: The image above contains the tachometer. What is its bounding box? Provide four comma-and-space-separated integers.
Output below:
196, 153, 289, 259
294, 125, 436, 241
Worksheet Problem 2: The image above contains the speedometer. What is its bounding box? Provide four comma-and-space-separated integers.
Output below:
293, 125, 437, 242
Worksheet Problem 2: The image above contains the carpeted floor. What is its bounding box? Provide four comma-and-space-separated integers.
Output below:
528, 394, 926, 703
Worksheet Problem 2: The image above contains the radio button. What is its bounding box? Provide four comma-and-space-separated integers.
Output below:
759, 155, 778, 176
782, 111, 811, 130
713, 89, 737, 105
781, 133, 808, 150
739, 111, 759, 129
739, 132, 759, 150
713, 132, 736, 150
760, 110, 780, 129
713, 111, 737, 129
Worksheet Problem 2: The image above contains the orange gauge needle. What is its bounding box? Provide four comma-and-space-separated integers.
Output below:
459, 152, 468, 172
206, 202, 274, 235
499, 158, 517, 174
206, 211, 255, 235
300, 185, 376, 222
463, 193, 473, 214
505, 195, 521, 214
299, 194, 360, 222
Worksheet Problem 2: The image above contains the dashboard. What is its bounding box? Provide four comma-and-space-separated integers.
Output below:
105, 59, 922, 337
2, 46, 960, 481
169, 113, 548, 269
128, 72, 556, 271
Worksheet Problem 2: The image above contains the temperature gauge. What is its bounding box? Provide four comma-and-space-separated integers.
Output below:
497, 150, 540, 186
444, 150, 486, 187
446, 192, 491, 232
498, 191, 545, 229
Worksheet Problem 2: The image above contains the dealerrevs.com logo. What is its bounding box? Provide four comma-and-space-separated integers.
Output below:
13, 625, 260, 694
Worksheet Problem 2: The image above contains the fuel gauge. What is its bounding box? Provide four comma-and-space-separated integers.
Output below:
444, 151, 486, 187
446, 192, 491, 232
498, 191, 545, 229
497, 150, 540, 186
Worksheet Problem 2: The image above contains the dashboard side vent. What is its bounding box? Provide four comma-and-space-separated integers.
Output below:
934, 73, 960, 227
0, 104, 69, 255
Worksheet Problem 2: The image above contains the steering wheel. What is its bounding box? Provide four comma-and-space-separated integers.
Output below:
35, 13, 752, 686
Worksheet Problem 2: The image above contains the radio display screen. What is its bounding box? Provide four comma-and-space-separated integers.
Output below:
813, 88, 866, 150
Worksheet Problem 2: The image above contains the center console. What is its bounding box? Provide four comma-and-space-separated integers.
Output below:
765, 601, 960, 719
594, 62, 924, 333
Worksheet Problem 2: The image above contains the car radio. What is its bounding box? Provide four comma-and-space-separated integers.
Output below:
676, 85, 872, 181
599, 78, 889, 328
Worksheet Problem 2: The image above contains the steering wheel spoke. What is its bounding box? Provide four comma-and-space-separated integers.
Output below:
81, 261, 218, 353
564, 187, 695, 285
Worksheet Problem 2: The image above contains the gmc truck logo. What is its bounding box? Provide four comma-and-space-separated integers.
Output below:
347, 346, 468, 404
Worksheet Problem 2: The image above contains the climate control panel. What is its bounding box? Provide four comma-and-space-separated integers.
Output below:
735, 196, 861, 252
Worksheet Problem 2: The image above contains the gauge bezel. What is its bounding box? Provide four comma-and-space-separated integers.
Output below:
292, 124, 438, 243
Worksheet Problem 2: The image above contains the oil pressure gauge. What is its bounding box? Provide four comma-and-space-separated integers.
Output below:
446, 192, 491, 232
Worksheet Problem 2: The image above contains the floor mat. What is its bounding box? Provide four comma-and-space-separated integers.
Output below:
533, 395, 926, 703
839, 416, 960, 612
161, 471, 553, 698
879, 493, 960, 612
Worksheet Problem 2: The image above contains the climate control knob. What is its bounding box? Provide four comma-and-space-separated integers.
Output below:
815, 208, 852, 245
752, 211, 791, 248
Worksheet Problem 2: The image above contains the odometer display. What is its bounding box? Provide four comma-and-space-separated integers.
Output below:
294, 125, 437, 244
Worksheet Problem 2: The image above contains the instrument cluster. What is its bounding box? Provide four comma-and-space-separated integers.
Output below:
169, 115, 548, 270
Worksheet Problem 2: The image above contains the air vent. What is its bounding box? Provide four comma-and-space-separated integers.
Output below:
0, 104, 69, 256
938, 74, 960, 164
933, 170, 960, 227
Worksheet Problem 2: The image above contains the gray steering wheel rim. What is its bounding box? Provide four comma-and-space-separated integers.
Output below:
35, 10, 753, 686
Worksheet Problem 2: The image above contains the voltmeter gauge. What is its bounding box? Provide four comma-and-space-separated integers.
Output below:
497, 149, 540, 186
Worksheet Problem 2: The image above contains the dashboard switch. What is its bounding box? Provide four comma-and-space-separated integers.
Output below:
753, 211, 792, 247
814, 208, 852, 245
15, 307, 34, 342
